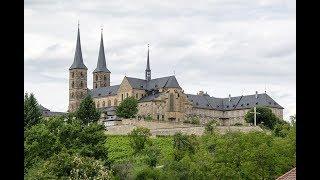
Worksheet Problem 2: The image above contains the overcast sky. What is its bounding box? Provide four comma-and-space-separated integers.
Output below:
24, 0, 296, 120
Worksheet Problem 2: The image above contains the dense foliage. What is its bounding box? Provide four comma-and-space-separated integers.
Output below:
24, 94, 111, 179
244, 107, 283, 129
75, 95, 101, 124
116, 97, 138, 118
107, 123, 295, 179
24, 93, 43, 129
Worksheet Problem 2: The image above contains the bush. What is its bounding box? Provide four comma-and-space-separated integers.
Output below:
24, 93, 43, 128
173, 133, 198, 161
234, 123, 243, 126
205, 120, 217, 134
112, 162, 133, 180
129, 127, 151, 153
116, 97, 138, 118
144, 114, 153, 121
190, 117, 200, 125
145, 145, 161, 168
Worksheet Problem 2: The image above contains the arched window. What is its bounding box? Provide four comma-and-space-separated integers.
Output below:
95, 84, 97, 88
102, 101, 105, 107
114, 99, 118, 106
108, 100, 111, 107
80, 72, 83, 77
95, 75, 98, 81
72, 81, 74, 88
80, 81, 83, 88
104, 75, 107, 80
121, 94, 124, 101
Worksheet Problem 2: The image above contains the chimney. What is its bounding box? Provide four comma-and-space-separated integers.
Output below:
255, 91, 258, 98
229, 94, 231, 101
198, 91, 204, 95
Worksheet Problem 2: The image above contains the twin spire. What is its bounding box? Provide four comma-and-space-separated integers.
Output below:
69, 23, 151, 80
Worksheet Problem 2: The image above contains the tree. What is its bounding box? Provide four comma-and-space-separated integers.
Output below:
244, 107, 280, 130
75, 95, 101, 124
129, 127, 151, 153
116, 97, 138, 118
24, 93, 43, 128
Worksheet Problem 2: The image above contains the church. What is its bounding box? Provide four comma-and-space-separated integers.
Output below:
68, 26, 284, 126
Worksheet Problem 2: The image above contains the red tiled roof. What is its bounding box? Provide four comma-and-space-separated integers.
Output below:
277, 167, 296, 180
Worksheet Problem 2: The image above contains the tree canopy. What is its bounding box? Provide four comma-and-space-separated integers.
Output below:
116, 97, 138, 118
244, 107, 282, 129
75, 95, 101, 124
24, 93, 43, 128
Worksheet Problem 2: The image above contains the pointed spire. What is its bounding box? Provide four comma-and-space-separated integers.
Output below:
69, 22, 87, 70
145, 44, 151, 81
93, 26, 110, 73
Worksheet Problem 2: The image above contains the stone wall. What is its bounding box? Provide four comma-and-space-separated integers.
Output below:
93, 71, 110, 89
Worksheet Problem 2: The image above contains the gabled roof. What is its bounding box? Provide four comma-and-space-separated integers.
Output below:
89, 85, 120, 98
186, 93, 283, 110
69, 26, 87, 70
93, 31, 110, 73
126, 75, 181, 91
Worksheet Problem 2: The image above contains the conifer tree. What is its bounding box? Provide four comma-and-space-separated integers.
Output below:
24, 93, 42, 128
75, 95, 101, 124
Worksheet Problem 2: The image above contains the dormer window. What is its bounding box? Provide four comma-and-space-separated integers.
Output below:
233, 105, 235, 107
196, 102, 199, 105
98, 93, 101, 96
247, 103, 249, 106
241, 104, 243, 106
155, 84, 158, 88
140, 85, 143, 88
256, 102, 258, 105
226, 105, 229, 108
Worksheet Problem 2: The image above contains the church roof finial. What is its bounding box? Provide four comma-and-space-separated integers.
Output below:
145, 44, 151, 81
93, 26, 110, 73
69, 21, 87, 70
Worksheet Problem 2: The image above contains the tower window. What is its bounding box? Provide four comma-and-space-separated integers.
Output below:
80, 72, 83, 77
96, 75, 98, 81
80, 81, 83, 88
121, 94, 124, 101
104, 75, 107, 80
72, 81, 74, 88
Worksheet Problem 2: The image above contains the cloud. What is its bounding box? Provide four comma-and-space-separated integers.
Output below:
24, 0, 296, 120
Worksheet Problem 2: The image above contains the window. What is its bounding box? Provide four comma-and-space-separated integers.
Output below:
162, 115, 164, 120
102, 101, 105, 107
177, 94, 180, 97
108, 100, 111, 107
96, 75, 98, 81
71, 72, 74, 78
256, 102, 258, 105
114, 99, 118, 106
80, 72, 83, 77
157, 115, 160, 120
247, 103, 249, 106
95, 84, 97, 88
121, 94, 124, 101
80, 81, 83, 88
72, 81, 74, 88
104, 75, 107, 80
126, 93, 129, 98
169, 93, 174, 112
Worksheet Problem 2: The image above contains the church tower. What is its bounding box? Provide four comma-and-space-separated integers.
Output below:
93, 28, 111, 89
145, 44, 151, 81
68, 23, 88, 112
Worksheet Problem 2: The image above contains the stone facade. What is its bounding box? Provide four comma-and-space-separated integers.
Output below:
68, 69, 87, 112
93, 71, 110, 89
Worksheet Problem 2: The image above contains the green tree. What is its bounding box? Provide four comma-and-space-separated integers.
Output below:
129, 127, 151, 153
75, 95, 101, 124
116, 97, 138, 118
244, 107, 280, 130
24, 93, 43, 128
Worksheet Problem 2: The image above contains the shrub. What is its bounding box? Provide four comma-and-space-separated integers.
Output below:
144, 114, 153, 121
24, 93, 43, 129
173, 133, 198, 161
75, 95, 101, 124
190, 117, 200, 125
205, 120, 217, 134
145, 145, 161, 168
129, 127, 151, 153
